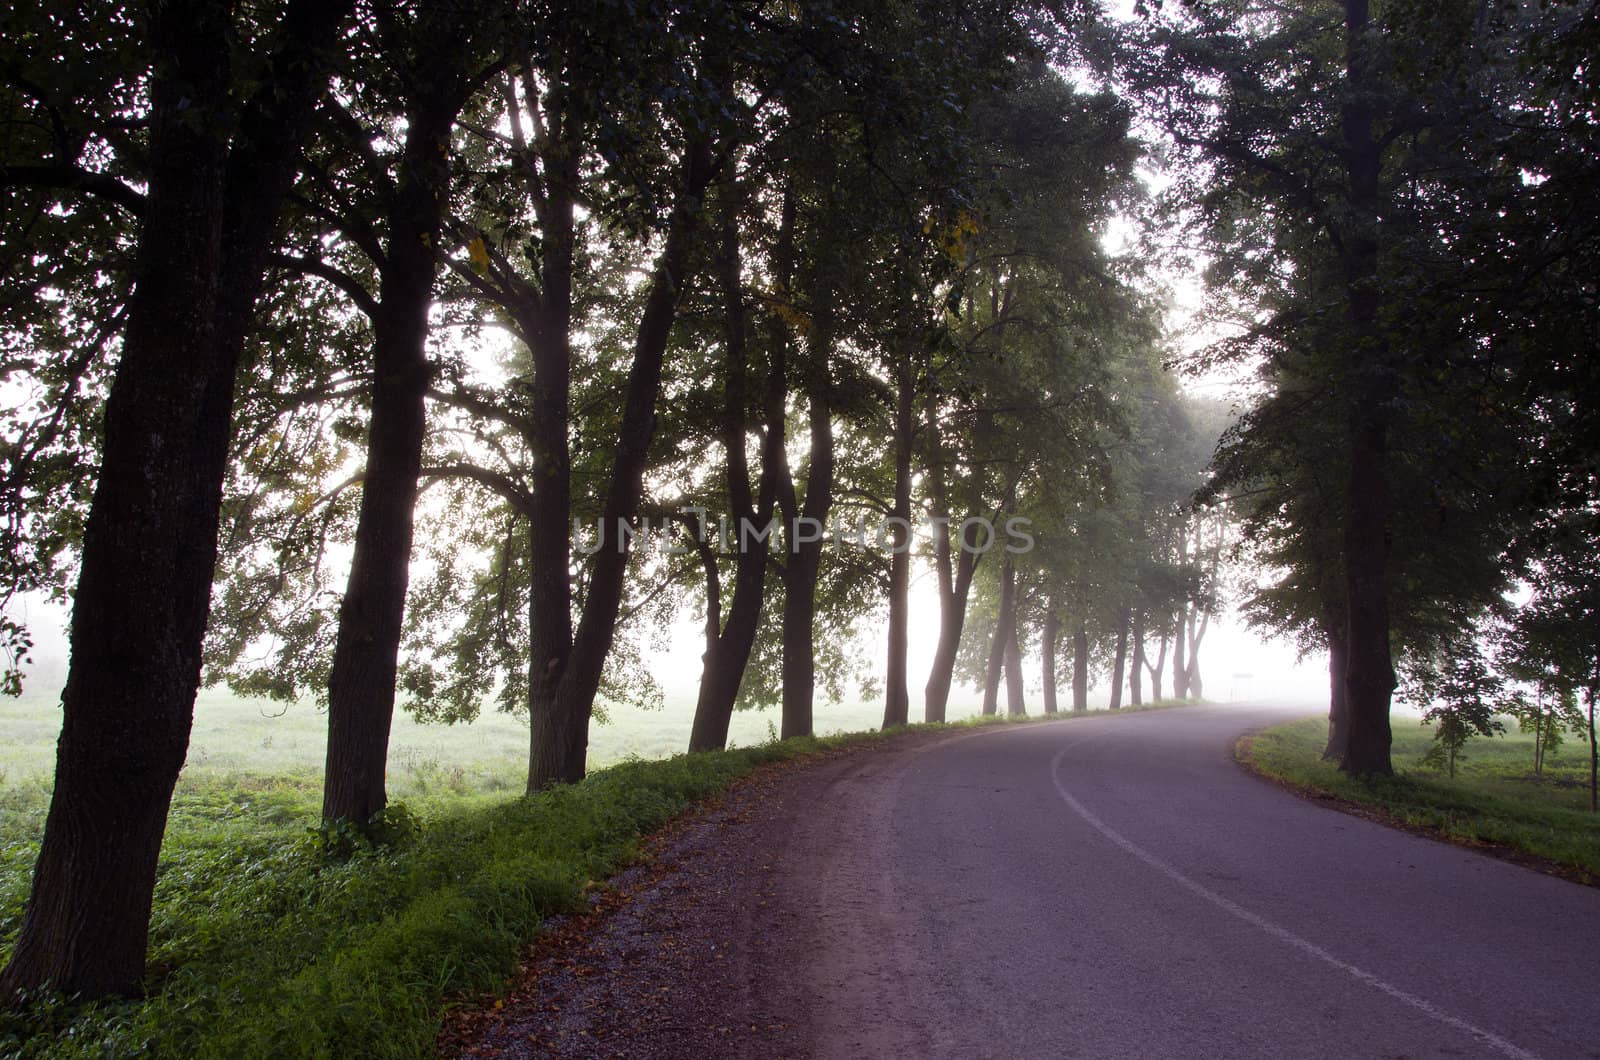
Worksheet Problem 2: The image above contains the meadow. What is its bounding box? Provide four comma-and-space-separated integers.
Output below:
0, 688, 902, 794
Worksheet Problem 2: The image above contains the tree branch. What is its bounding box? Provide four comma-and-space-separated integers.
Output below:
0, 164, 145, 215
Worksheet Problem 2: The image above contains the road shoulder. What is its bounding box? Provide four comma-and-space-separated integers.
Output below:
439, 729, 955, 1059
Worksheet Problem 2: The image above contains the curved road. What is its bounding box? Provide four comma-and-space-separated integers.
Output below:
467, 705, 1600, 1058
793, 705, 1598, 1059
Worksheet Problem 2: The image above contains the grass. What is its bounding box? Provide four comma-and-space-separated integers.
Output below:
0, 694, 1178, 1057
0, 734, 876, 1058
1243, 715, 1600, 881
0, 689, 903, 790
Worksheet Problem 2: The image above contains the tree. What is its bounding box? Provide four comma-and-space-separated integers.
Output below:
684, 183, 786, 751
320, 0, 503, 826
1404, 638, 1507, 780
1507, 511, 1600, 811
0, 0, 353, 1001
919, 61, 1143, 722
1137, 0, 1577, 772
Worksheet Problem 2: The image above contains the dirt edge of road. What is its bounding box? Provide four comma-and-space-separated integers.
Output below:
436, 728, 959, 1059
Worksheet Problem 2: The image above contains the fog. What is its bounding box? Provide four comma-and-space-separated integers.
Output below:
8, 572, 1329, 721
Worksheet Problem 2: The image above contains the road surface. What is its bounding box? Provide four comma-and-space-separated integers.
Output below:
462, 705, 1600, 1059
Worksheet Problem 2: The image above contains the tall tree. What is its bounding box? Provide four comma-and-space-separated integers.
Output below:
0, 0, 352, 1000
321, 0, 498, 825
686, 184, 787, 752
1134, 0, 1574, 771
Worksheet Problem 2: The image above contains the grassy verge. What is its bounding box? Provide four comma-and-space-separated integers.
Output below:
0, 737, 860, 1058
1241, 716, 1600, 883
0, 705, 1184, 1058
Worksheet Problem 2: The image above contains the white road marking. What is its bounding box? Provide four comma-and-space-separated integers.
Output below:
1048, 741, 1542, 1060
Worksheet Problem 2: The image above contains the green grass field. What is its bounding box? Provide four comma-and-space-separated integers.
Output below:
1245, 715, 1600, 879
0, 688, 907, 793
4, 688, 1113, 1057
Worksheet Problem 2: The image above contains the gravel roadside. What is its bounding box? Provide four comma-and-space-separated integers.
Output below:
440, 730, 957, 1059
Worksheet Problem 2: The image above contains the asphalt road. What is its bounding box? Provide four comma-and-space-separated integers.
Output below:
782, 705, 1599, 1059
464, 704, 1600, 1059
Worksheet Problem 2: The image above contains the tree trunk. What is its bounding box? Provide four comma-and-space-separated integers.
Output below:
924, 526, 979, 723
1072, 620, 1089, 712
982, 557, 1015, 717
1129, 610, 1144, 707
1322, 625, 1351, 761
921, 405, 982, 724
0, 9, 231, 992
529, 135, 714, 789
882, 353, 915, 729
1340, 401, 1395, 774
1108, 606, 1130, 711
323, 58, 464, 823
1172, 609, 1189, 701
0, 0, 348, 1002
780, 557, 819, 738
1336, 0, 1398, 776
1588, 688, 1597, 814
688, 186, 784, 752
1145, 629, 1167, 702
684, 473, 776, 753
1041, 608, 1060, 715
779, 360, 833, 741
1532, 694, 1544, 775
981, 626, 1004, 716
523, 113, 579, 789
1003, 609, 1025, 717
1186, 512, 1219, 703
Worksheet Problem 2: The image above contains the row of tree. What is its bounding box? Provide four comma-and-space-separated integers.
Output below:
1, 0, 1228, 1002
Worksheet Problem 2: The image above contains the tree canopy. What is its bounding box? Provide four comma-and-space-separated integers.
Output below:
2, 0, 1597, 1005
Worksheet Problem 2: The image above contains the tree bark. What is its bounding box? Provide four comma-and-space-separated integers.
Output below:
779, 378, 834, 740
981, 556, 1015, 717
1003, 605, 1025, 717
1338, 0, 1397, 776
922, 403, 982, 723
523, 81, 581, 791
882, 352, 916, 729
1587, 688, 1596, 814
1041, 608, 1060, 715
924, 516, 980, 722
1532, 694, 1545, 775
1109, 606, 1130, 711
1172, 608, 1189, 701
1185, 513, 1219, 702
1145, 628, 1167, 702
1322, 623, 1351, 761
0, 0, 348, 1001
323, 37, 470, 823
1072, 620, 1089, 712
